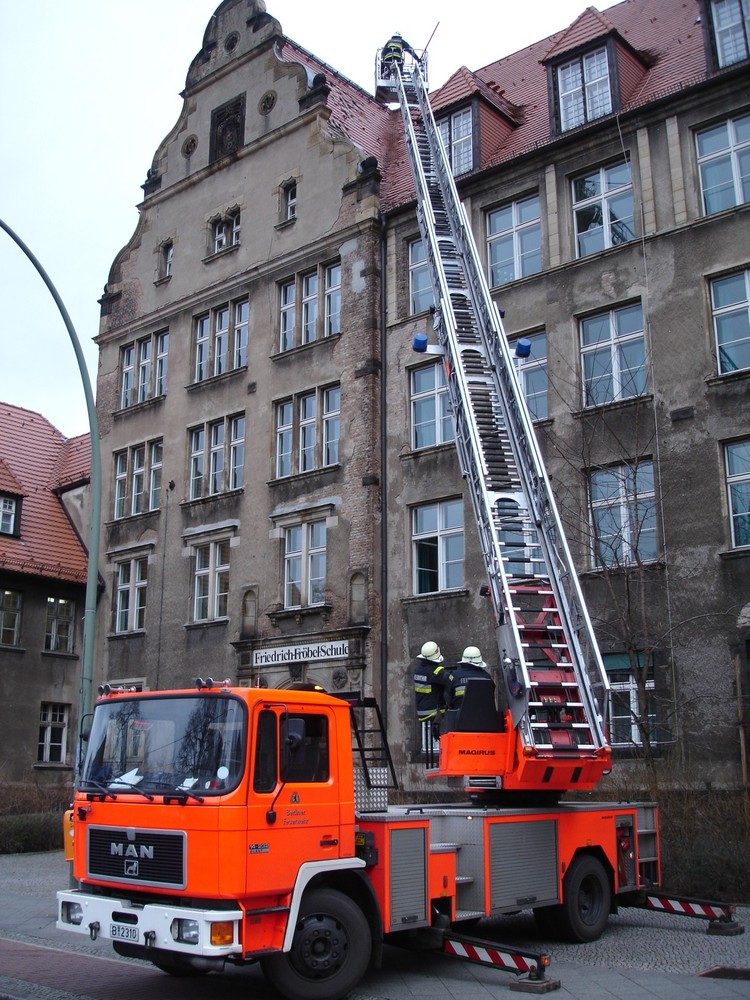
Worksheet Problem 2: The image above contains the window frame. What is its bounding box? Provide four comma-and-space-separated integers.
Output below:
514, 332, 549, 421
277, 262, 342, 351
572, 159, 635, 258
114, 556, 149, 634
274, 385, 341, 478
695, 112, 750, 216
410, 362, 454, 449
45, 597, 75, 653
486, 193, 543, 286
188, 414, 246, 500
580, 302, 647, 407
283, 519, 327, 609
438, 106, 473, 174
1, 588, 22, 646
555, 45, 613, 132
409, 239, 434, 315
120, 330, 169, 408
37, 702, 70, 765
411, 498, 465, 595
711, 268, 750, 374
709, 0, 750, 68
193, 298, 249, 384
589, 460, 658, 568
725, 438, 750, 548
0, 495, 19, 535
112, 439, 163, 519
192, 538, 231, 622
604, 653, 657, 749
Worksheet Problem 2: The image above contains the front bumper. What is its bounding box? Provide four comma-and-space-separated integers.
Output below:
57, 889, 243, 958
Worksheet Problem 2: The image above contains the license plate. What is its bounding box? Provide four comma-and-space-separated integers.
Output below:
110, 922, 138, 941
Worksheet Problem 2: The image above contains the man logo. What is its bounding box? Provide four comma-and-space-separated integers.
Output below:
110, 843, 155, 859
124, 860, 139, 876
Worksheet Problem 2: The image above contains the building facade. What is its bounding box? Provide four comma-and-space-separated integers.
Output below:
0, 404, 91, 783
94, 0, 750, 792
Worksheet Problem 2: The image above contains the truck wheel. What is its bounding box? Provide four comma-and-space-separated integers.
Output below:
261, 887, 371, 1000
558, 855, 610, 942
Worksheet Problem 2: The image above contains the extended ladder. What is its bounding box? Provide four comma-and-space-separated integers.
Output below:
390, 60, 611, 779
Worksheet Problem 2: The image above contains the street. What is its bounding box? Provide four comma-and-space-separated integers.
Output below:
1, 851, 750, 999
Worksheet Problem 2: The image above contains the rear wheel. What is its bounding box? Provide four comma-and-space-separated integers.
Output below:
261, 887, 370, 1000
557, 854, 611, 942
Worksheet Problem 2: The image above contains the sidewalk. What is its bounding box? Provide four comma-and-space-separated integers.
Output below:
1, 851, 749, 999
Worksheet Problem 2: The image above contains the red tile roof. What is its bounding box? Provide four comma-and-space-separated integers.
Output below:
0, 402, 91, 585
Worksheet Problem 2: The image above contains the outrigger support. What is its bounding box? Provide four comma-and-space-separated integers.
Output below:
627, 891, 744, 936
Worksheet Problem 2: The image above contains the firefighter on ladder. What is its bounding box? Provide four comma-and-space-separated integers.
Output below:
413, 640, 451, 740
381, 32, 418, 79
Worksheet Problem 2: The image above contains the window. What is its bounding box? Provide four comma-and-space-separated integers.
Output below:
580, 302, 646, 406
725, 439, 750, 547
115, 558, 148, 633
189, 415, 245, 500
277, 263, 342, 351
1, 496, 18, 535
487, 194, 542, 286
45, 597, 75, 653
160, 241, 173, 279
212, 210, 241, 254
274, 386, 340, 477
605, 653, 656, 748
412, 498, 464, 594
210, 94, 245, 163
120, 331, 169, 407
193, 299, 249, 382
573, 160, 635, 257
280, 714, 329, 783
1, 589, 21, 646
284, 520, 327, 608
556, 47, 612, 132
38, 703, 69, 764
438, 107, 473, 174
285, 181, 297, 221
193, 539, 230, 622
411, 363, 454, 448
409, 239, 434, 315
710, 0, 750, 67
711, 269, 750, 373
515, 332, 548, 420
590, 461, 657, 567
696, 113, 750, 215
113, 440, 163, 518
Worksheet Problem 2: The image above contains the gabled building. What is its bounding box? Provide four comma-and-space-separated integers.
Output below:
0, 403, 91, 783
93, 0, 750, 791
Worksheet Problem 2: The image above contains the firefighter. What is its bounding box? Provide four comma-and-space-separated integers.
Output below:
413, 640, 451, 738
381, 32, 418, 78
448, 645, 494, 709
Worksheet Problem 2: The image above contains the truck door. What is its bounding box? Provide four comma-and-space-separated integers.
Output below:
246, 703, 346, 896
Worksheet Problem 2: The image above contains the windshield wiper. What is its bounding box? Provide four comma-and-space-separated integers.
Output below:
165, 786, 205, 804
81, 779, 117, 800
108, 779, 154, 800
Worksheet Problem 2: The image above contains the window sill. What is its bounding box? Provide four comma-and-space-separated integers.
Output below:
401, 588, 469, 605
114, 395, 166, 419
271, 332, 341, 360
274, 217, 296, 231
154, 274, 172, 286
0, 644, 24, 655
187, 365, 248, 391
106, 509, 161, 527
401, 442, 456, 461
33, 763, 73, 771
572, 393, 653, 419
180, 489, 245, 509
719, 547, 750, 561
267, 604, 332, 626
705, 367, 750, 389
268, 465, 340, 487
185, 618, 229, 631
41, 650, 79, 660
202, 243, 240, 265
107, 630, 146, 641
580, 560, 665, 579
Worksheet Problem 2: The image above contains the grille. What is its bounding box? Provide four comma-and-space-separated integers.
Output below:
87, 827, 186, 889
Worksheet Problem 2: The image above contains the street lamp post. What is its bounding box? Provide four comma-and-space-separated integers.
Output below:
0, 218, 101, 759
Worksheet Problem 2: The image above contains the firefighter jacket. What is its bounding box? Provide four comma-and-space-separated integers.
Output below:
448, 662, 494, 709
413, 657, 452, 721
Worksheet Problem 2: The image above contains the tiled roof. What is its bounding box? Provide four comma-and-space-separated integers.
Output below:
364, 0, 714, 210
0, 402, 91, 585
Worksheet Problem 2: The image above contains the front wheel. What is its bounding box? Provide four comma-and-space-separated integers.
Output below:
557, 854, 611, 942
261, 887, 371, 1000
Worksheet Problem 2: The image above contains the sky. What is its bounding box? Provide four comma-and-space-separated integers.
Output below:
0, 0, 619, 439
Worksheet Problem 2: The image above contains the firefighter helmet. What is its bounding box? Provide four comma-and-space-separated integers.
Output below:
420, 640, 443, 662
461, 646, 486, 667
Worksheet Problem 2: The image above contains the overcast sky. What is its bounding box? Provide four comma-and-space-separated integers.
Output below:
0, 0, 618, 439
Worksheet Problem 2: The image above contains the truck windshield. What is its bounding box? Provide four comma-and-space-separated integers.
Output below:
81, 694, 246, 797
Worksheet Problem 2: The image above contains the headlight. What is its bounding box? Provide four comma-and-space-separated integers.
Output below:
170, 917, 200, 944
62, 901, 84, 926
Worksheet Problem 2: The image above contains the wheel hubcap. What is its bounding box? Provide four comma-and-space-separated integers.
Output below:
293, 914, 348, 976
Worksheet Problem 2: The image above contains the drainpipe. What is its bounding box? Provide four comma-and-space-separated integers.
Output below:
379, 216, 389, 731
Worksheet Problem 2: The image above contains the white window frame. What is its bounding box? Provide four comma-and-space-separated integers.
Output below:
193, 298, 249, 383
515, 332, 549, 421
121, 330, 169, 408
1, 496, 17, 534
285, 181, 297, 221
37, 703, 69, 764
1, 589, 22, 646
115, 556, 148, 633
711, 268, 750, 374
605, 653, 657, 748
580, 302, 647, 407
557, 47, 612, 132
412, 498, 465, 594
113, 440, 163, 519
193, 539, 231, 622
711, 0, 750, 67
487, 194, 542, 286
278, 262, 342, 351
573, 160, 635, 257
162, 241, 174, 278
189, 415, 245, 500
590, 461, 657, 568
274, 385, 341, 478
696, 113, 750, 215
409, 239, 434, 315
410, 363, 454, 449
283, 520, 327, 609
725, 439, 750, 548
438, 107, 473, 174
45, 597, 75, 653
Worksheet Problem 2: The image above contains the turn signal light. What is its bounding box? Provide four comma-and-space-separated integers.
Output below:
210, 921, 235, 946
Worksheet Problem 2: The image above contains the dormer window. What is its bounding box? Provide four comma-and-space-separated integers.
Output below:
557, 47, 612, 131
710, 0, 750, 68
210, 209, 241, 255
1, 495, 18, 535
438, 108, 473, 174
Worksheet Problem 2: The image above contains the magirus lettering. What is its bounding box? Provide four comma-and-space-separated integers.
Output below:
458, 749, 496, 755
110, 842, 154, 859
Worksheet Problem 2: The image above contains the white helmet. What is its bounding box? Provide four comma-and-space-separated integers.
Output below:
420, 640, 443, 662
461, 645, 486, 667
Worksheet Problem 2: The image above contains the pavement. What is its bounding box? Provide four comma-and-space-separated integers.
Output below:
1, 851, 750, 999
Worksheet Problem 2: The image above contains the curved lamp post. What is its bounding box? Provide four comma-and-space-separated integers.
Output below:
0, 218, 101, 754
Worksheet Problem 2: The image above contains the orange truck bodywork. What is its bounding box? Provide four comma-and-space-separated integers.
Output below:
57, 685, 659, 999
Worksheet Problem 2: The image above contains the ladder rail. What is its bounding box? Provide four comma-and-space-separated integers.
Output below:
392, 62, 610, 754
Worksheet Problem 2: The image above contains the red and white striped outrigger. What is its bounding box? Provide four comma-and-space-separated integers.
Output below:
440, 929, 560, 993
640, 892, 744, 935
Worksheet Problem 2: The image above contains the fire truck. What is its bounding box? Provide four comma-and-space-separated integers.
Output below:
57, 46, 742, 1000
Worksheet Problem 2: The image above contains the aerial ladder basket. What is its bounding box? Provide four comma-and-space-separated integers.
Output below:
387, 60, 611, 792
